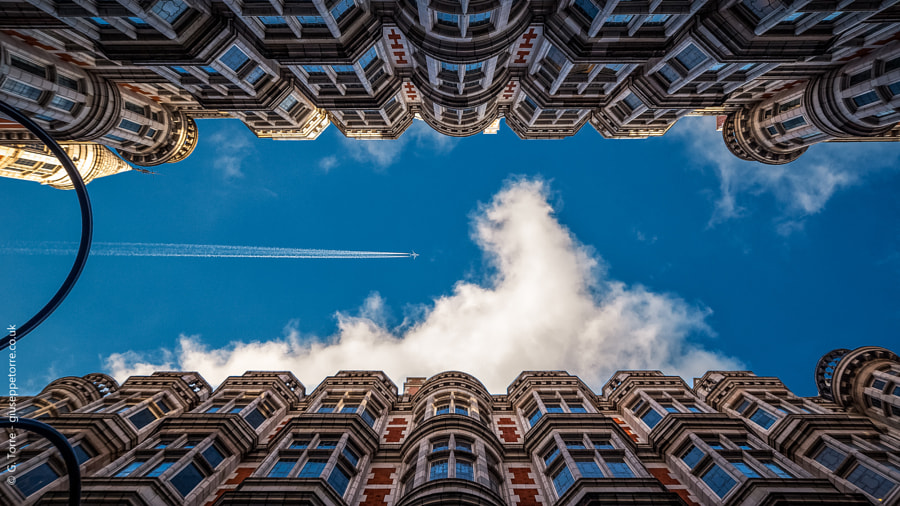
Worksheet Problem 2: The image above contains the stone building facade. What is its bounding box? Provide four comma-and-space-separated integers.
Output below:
0, 0, 899, 184
2, 345, 899, 505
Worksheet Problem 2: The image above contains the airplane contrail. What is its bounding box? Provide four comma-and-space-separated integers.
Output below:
1, 242, 416, 259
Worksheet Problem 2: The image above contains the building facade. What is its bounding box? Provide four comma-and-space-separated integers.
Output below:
1, 345, 899, 505
0, 0, 898, 186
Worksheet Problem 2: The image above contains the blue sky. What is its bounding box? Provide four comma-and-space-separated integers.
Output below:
3, 116, 899, 396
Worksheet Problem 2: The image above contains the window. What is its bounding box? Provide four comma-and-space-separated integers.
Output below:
847, 71, 871, 87
317, 439, 338, 449
297, 15, 325, 26
682, 446, 704, 469
360, 408, 376, 427
303, 65, 326, 75
574, 0, 599, 18
119, 118, 143, 133
340, 405, 358, 414
259, 16, 286, 25
872, 379, 886, 390
735, 399, 751, 414
124, 101, 146, 115
432, 439, 449, 452
115, 460, 146, 477
748, 407, 777, 429
246, 67, 266, 84
553, 466, 574, 495
279, 95, 299, 112
50, 96, 75, 111
200, 66, 218, 75
545, 403, 565, 414
886, 81, 900, 96
528, 407, 542, 426
268, 459, 296, 477
454, 405, 469, 416
171, 66, 189, 74
546, 47, 567, 72
455, 440, 472, 452
661, 403, 679, 413
2, 79, 42, 100
781, 116, 807, 131
641, 408, 662, 428
767, 125, 779, 136
814, 445, 845, 471
202, 445, 225, 468
847, 464, 894, 499
702, 464, 736, 497
623, 93, 642, 111
146, 461, 174, 477
658, 65, 679, 83
469, 11, 491, 25
16, 463, 59, 496
592, 438, 614, 450
823, 11, 842, 21
171, 462, 204, 496
576, 459, 603, 478
430, 460, 448, 480
605, 14, 633, 25
852, 91, 880, 108
569, 404, 587, 413
10, 55, 46, 77
342, 446, 359, 466
436, 12, 459, 26
73, 442, 93, 464
644, 14, 670, 25
330, 0, 354, 21
733, 461, 761, 478
607, 459, 634, 478
456, 460, 474, 481
565, 439, 586, 450
289, 438, 310, 449
359, 48, 378, 69
220, 46, 250, 72
104, 134, 127, 143
328, 467, 353, 497
299, 459, 327, 477
129, 408, 158, 429
675, 44, 706, 70
544, 447, 561, 466
151, 0, 188, 23
762, 461, 792, 478
332, 65, 354, 74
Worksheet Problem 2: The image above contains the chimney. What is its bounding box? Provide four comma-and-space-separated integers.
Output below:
403, 377, 426, 397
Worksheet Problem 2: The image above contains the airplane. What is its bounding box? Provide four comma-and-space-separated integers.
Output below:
411, 251, 419, 259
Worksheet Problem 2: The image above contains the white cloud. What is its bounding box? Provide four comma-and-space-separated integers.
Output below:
207, 127, 253, 179
318, 155, 339, 173
340, 120, 459, 169
674, 116, 900, 234
105, 178, 739, 393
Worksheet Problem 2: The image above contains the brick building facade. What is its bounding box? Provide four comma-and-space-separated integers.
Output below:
1, 0, 900, 188
2, 345, 899, 504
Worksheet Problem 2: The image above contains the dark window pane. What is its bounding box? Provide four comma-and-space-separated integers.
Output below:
170, 463, 204, 496
702, 464, 737, 497
298, 459, 326, 477
814, 446, 845, 471
129, 408, 157, 429
17, 463, 59, 496
576, 460, 603, 478
202, 445, 225, 468
847, 464, 894, 499
244, 407, 266, 428
328, 466, 351, 495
